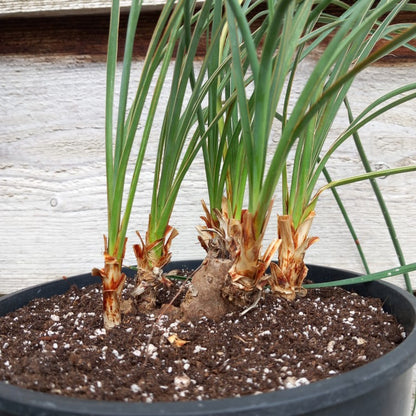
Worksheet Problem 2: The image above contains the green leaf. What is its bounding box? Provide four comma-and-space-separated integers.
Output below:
304, 264, 416, 288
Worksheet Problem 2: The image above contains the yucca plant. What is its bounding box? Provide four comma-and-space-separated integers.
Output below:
90, 0, 171, 329
92, 0, 237, 327
131, 0, 234, 310
94, 0, 416, 328
91, 0, 206, 329
130, 0, 210, 308
232, 0, 416, 298
181, 0, 416, 319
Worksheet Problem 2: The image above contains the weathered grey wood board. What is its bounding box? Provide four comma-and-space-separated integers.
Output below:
0, 55, 415, 294
0, 0, 166, 17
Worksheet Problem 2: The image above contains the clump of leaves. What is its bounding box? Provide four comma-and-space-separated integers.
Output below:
93, 0, 233, 328
131, 0, 233, 310
93, 0, 198, 329
186, 0, 416, 318
95, 0, 416, 328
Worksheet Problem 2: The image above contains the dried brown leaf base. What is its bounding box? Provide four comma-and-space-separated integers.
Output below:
0, 276, 404, 403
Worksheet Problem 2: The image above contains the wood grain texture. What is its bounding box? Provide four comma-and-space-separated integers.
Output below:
0, 13, 157, 57
0, 0, 166, 17
1, 54, 415, 294
1, 6, 414, 61
0, 9, 210, 59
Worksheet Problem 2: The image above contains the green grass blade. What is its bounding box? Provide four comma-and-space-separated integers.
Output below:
308, 166, 416, 220
344, 97, 413, 292
322, 166, 371, 274
107, 0, 184, 257
118, 2, 185, 254
113, 0, 142, 176
304, 263, 416, 289
310, 84, 416, 195
105, 0, 121, 231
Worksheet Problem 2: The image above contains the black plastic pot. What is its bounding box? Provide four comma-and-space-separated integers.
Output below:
0, 261, 415, 416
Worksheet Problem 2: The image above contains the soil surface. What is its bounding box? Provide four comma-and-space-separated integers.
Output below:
0, 277, 405, 403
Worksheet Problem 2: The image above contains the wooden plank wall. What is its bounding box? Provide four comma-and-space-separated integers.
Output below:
0, 0, 163, 17
0, 6, 415, 294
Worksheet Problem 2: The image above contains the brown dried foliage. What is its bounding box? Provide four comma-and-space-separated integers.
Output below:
132, 225, 178, 310
269, 212, 319, 300
92, 235, 127, 329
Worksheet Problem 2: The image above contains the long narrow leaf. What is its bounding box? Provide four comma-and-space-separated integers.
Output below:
304, 263, 416, 288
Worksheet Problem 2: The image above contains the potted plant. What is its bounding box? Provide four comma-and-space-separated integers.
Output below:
0, 0, 416, 415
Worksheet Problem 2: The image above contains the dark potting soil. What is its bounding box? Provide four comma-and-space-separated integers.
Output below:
0, 277, 405, 403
